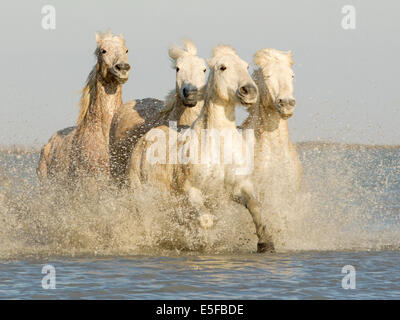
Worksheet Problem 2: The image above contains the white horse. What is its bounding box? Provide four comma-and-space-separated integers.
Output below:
242, 48, 302, 202
109, 40, 207, 186
37, 31, 130, 185
128, 45, 274, 253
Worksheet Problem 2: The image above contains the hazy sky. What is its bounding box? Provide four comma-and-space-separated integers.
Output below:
0, 0, 399, 146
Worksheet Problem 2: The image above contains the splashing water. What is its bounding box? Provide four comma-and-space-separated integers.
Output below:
0, 143, 399, 260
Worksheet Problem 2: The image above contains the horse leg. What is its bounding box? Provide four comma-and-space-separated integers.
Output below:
184, 181, 214, 229
235, 181, 275, 253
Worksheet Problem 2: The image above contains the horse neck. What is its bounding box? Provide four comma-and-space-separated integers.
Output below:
195, 96, 237, 131
83, 74, 123, 140
167, 95, 203, 126
252, 95, 291, 148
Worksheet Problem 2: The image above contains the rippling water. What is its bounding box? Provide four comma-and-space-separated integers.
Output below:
0, 144, 399, 299
1, 252, 400, 299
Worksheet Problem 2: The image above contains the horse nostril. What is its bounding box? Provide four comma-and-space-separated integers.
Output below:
289, 99, 296, 107
240, 85, 257, 98
240, 86, 248, 95
115, 63, 130, 71
183, 87, 197, 98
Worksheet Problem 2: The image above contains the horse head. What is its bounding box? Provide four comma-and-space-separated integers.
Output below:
254, 48, 295, 119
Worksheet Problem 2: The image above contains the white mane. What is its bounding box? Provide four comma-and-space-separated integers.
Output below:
253, 48, 293, 69
168, 39, 198, 65
95, 30, 126, 46
207, 45, 239, 67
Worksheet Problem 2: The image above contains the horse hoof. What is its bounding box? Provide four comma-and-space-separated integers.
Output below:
198, 214, 214, 229
257, 242, 275, 253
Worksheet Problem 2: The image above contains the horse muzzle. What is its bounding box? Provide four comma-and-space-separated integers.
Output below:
275, 98, 296, 118
111, 63, 131, 82
182, 87, 199, 107
237, 84, 258, 106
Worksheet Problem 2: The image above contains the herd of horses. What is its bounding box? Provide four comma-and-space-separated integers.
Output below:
36, 31, 302, 253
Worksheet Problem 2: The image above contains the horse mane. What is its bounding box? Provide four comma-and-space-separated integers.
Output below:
95, 30, 126, 46
159, 90, 177, 116
246, 68, 265, 117
168, 39, 198, 67
253, 48, 293, 69
77, 64, 97, 125
76, 31, 125, 125
212, 45, 238, 58
207, 45, 239, 67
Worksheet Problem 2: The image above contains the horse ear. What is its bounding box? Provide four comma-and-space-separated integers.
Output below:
119, 34, 126, 46
206, 57, 216, 68
168, 44, 185, 61
119, 34, 126, 43
253, 50, 267, 68
286, 50, 294, 65
182, 39, 197, 56
95, 32, 101, 44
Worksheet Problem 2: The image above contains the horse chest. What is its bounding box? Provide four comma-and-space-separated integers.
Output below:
191, 165, 242, 199
194, 164, 224, 184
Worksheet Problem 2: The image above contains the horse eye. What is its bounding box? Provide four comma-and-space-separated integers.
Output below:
176, 67, 180, 72
126, 49, 129, 54
203, 69, 206, 73
101, 49, 107, 54
220, 65, 226, 71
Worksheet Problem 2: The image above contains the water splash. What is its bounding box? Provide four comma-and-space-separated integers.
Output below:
271, 143, 400, 251
0, 144, 399, 260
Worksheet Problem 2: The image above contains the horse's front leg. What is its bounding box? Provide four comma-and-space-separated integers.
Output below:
235, 181, 275, 253
184, 180, 214, 229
